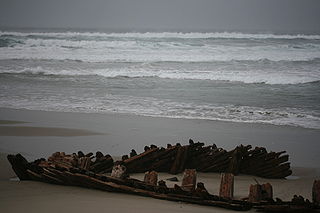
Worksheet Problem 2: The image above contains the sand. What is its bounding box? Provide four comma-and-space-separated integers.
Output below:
1, 152, 319, 213
0, 126, 102, 137
0, 107, 319, 166
1, 107, 320, 212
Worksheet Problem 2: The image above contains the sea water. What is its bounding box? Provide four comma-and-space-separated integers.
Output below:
0, 30, 319, 129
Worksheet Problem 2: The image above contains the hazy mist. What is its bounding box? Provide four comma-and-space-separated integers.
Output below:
1, 0, 320, 32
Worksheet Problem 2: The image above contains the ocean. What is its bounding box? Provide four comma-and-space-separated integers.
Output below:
0, 30, 320, 129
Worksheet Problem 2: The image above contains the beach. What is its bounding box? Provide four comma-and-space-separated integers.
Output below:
0, 29, 320, 212
1, 152, 319, 213
1, 107, 319, 166
1, 107, 320, 212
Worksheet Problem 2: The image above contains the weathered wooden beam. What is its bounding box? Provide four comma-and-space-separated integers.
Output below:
261, 183, 273, 201
124, 148, 159, 165
219, 173, 234, 199
111, 164, 128, 179
313, 180, 320, 205
7, 154, 30, 180
170, 146, 189, 174
144, 171, 158, 186
248, 184, 262, 203
181, 169, 197, 192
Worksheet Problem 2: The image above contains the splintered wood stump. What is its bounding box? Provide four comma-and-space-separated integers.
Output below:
144, 171, 158, 186
248, 184, 262, 203
181, 169, 197, 191
219, 173, 234, 199
261, 183, 273, 200
313, 180, 320, 204
111, 164, 128, 179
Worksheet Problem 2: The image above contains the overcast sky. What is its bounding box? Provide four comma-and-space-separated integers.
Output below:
1, 0, 320, 32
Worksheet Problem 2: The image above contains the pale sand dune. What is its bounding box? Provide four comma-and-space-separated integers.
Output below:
1, 153, 319, 213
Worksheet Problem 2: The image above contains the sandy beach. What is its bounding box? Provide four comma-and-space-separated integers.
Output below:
1, 152, 319, 213
0, 107, 320, 212
1, 1, 320, 212
0, 107, 319, 166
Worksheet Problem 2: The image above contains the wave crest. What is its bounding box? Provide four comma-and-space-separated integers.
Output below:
1, 64, 319, 85
1, 31, 320, 40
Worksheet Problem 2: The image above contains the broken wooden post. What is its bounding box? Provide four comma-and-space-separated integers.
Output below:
248, 184, 262, 203
195, 182, 209, 198
111, 163, 128, 179
181, 169, 196, 191
122, 155, 129, 161
95, 151, 104, 159
261, 183, 273, 200
219, 173, 234, 199
144, 171, 158, 186
130, 149, 137, 157
313, 180, 320, 205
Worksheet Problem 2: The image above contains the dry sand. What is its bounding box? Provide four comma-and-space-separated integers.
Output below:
1, 153, 319, 213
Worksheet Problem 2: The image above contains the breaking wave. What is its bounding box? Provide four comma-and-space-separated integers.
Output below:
1, 31, 320, 39
1, 30, 320, 62
1, 94, 319, 129
1, 58, 320, 85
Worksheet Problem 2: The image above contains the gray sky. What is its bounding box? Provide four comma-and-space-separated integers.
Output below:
1, 0, 320, 32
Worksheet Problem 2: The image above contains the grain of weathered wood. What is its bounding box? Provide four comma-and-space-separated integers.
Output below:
219, 173, 234, 199
249, 184, 262, 203
313, 180, 320, 204
144, 171, 158, 186
181, 169, 197, 191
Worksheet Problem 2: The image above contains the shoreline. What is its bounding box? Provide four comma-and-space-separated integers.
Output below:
0, 107, 319, 167
1, 106, 318, 131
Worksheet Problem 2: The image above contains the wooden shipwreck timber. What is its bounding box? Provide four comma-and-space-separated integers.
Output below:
7, 140, 320, 212
122, 140, 292, 178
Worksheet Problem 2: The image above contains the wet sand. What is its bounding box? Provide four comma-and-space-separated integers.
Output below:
0, 107, 319, 167
0, 125, 102, 137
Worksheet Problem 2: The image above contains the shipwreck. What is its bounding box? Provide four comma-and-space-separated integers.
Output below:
7, 139, 320, 212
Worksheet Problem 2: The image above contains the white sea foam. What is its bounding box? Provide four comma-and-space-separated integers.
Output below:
1, 94, 319, 129
1, 31, 320, 63
1, 65, 319, 85
1, 31, 320, 39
